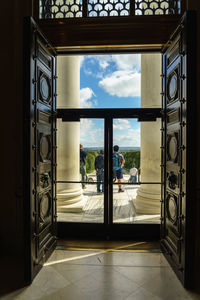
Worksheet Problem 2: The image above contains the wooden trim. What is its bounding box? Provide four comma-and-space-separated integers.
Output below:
38, 15, 181, 53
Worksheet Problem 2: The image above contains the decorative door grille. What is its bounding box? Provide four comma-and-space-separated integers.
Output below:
39, 0, 181, 19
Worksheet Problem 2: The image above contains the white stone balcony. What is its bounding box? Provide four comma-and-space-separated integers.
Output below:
58, 172, 160, 223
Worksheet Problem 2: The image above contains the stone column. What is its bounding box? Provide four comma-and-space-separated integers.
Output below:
134, 54, 161, 214
57, 56, 84, 212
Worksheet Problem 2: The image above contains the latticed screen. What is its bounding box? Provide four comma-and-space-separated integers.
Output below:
135, 0, 180, 15
88, 0, 130, 17
40, 0, 181, 19
40, 0, 83, 18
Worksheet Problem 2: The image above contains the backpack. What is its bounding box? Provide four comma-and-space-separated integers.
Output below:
113, 153, 120, 170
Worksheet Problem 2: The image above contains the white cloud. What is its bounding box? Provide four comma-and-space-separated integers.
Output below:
80, 119, 104, 147
114, 128, 140, 147
80, 87, 94, 101
112, 54, 141, 71
93, 54, 141, 72
99, 70, 141, 97
80, 54, 141, 79
80, 119, 94, 137
96, 56, 111, 69
113, 119, 131, 130
80, 87, 97, 108
80, 119, 140, 147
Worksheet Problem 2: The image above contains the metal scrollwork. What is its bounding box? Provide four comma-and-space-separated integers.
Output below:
40, 0, 82, 18
40, 172, 50, 188
88, 0, 130, 17
167, 132, 179, 163
39, 193, 51, 226
167, 71, 178, 103
39, 73, 51, 104
39, 134, 52, 162
166, 193, 178, 224
167, 171, 177, 190
40, 0, 181, 19
135, 0, 180, 16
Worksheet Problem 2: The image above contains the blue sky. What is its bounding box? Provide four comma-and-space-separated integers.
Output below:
79, 54, 141, 147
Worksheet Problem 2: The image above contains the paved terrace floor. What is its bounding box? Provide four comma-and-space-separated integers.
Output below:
58, 174, 160, 224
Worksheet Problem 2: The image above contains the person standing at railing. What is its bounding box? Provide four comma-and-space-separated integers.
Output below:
95, 150, 104, 193
129, 163, 138, 183
113, 145, 125, 192
80, 144, 87, 189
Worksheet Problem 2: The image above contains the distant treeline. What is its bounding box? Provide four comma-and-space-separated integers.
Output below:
85, 150, 140, 174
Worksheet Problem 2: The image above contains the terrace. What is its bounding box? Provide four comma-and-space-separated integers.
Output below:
58, 172, 160, 223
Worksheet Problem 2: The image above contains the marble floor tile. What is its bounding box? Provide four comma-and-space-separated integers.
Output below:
96, 251, 169, 267
47, 250, 169, 268
125, 286, 163, 300
141, 267, 198, 300
32, 265, 71, 295
71, 266, 140, 299
114, 266, 168, 287
45, 249, 103, 266
1, 248, 200, 300
51, 263, 100, 283
38, 284, 91, 300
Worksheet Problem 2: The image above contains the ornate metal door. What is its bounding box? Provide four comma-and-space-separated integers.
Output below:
24, 17, 57, 281
161, 12, 196, 287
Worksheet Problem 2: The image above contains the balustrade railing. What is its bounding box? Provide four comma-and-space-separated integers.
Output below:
39, 0, 182, 19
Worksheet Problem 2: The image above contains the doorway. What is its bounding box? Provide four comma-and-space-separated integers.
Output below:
23, 12, 196, 288
56, 53, 162, 239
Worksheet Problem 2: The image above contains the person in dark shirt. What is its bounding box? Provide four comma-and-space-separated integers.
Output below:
95, 150, 104, 193
80, 144, 87, 189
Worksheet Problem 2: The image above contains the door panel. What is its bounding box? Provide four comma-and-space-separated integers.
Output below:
161, 11, 196, 287
57, 117, 105, 223
112, 118, 161, 224
24, 17, 57, 281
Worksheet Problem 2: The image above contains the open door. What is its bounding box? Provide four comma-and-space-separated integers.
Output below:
161, 11, 196, 288
24, 17, 57, 282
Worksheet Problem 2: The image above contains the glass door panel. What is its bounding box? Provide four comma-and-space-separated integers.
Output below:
57, 118, 104, 223
112, 118, 161, 224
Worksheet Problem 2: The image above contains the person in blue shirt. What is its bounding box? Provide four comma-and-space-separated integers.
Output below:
113, 145, 125, 192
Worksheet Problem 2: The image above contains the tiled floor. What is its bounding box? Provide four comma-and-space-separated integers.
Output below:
2, 242, 200, 300
58, 174, 160, 224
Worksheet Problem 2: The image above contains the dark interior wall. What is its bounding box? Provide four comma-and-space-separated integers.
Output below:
0, 0, 32, 295
187, 1, 200, 292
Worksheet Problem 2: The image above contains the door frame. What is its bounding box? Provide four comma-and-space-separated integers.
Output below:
57, 108, 162, 239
